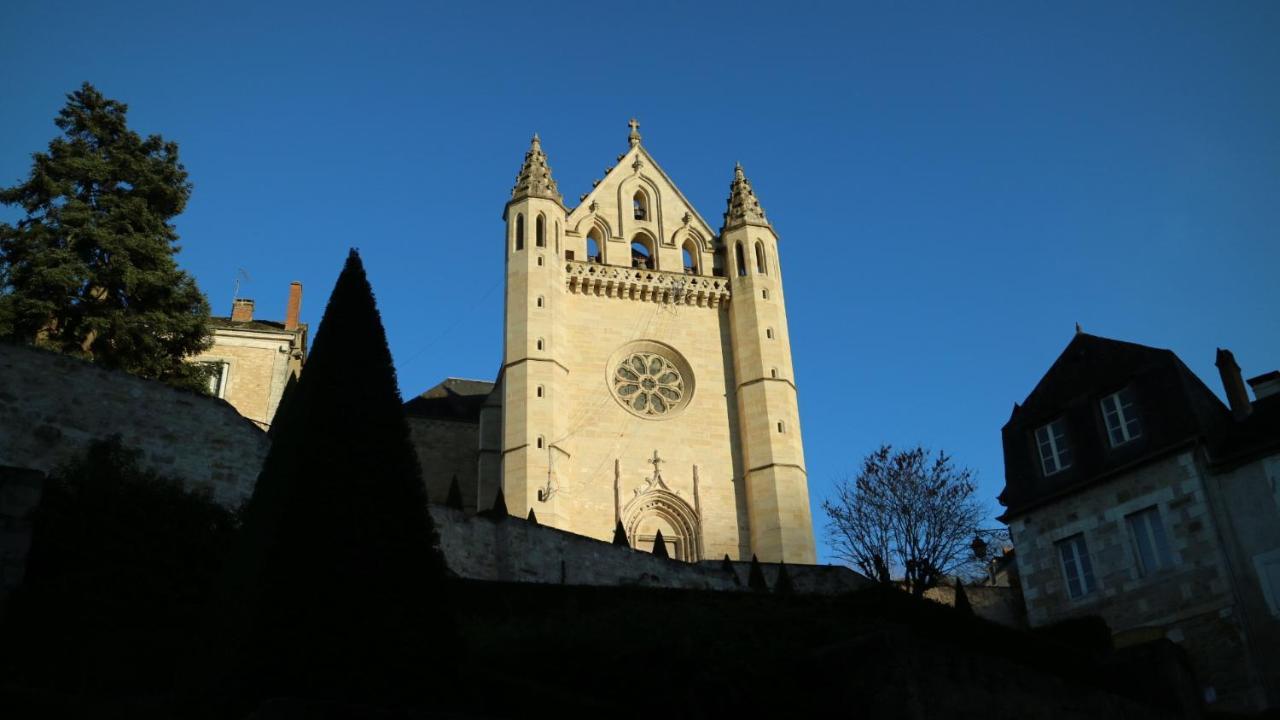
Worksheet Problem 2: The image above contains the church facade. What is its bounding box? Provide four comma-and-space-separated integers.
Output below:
411, 122, 816, 564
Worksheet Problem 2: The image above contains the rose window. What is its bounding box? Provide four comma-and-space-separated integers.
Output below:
614, 352, 684, 416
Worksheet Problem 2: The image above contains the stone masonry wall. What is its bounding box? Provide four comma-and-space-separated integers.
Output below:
407, 417, 479, 512
429, 505, 867, 593
1008, 449, 1253, 711
0, 342, 268, 507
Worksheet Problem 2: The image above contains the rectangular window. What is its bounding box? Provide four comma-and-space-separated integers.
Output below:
204, 361, 229, 399
1101, 387, 1142, 447
1035, 418, 1072, 476
1126, 506, 1175, 576
1056, 534, 1097, 599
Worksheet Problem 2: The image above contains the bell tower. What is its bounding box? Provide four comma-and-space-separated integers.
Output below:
500, 135, 569, 527
723, 164, 816, 563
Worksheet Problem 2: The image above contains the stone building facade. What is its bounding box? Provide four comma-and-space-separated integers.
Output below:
190, 282, 307, 430
999, 332, 1280, 713
408, 122, 816, 564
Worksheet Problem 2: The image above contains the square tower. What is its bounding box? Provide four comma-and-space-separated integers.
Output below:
478, 122, 816, 563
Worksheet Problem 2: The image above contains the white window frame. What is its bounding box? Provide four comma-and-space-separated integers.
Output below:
1056, 533, 1097, 599
1125, 505, 1175, 576
1101, 387, 1142, 447
205, 360, 230, 399
1035, 418, 1072, 476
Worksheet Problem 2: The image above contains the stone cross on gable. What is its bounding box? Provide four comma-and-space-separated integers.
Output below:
648, 449, 663, 480
628, 118, 642, 147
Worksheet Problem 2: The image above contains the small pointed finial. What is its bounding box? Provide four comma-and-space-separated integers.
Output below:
1075, 322, 1082, 335
628, 118, 642, 147
734, 161, 744, 179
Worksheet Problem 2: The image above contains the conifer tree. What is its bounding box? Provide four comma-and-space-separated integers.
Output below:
229, 249, 450, 706
774, 562, 794, 595
651, 529, 669, 559
0, 83, 212, 392
747, 554, 769, 592
444, 474, 463, 510
954, 578, 973, 615
612, 519, 630, 547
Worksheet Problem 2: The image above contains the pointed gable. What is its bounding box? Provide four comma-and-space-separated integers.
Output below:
565, 121, 717, 259
999, 332, 1231, 519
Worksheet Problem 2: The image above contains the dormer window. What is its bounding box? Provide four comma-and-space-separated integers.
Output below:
1035, 418, 1072, 476
1101, 387, 1141, 447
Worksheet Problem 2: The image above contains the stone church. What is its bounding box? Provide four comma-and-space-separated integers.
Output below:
406, 121, 816, 564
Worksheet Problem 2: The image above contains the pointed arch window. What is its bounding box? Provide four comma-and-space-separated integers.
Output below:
631, 235, 654, 270
681, 240, 698, 275
535, 215, 546, 248
755, 241, 767, 274
586, 228, 602, 263
735, 243, 747, 277
633, 190, 648, 221
515, 214, 525, 251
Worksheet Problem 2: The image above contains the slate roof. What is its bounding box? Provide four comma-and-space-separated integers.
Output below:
999, 333, 1233, 520
209, 316, 303, 333
403, 378, 494, 423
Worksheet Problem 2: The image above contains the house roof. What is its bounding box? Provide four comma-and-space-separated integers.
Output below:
403, 377, 494, 423
209, 316, 304, 334
999, 333, 1232, 520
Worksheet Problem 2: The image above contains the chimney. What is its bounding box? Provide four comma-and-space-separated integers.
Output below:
1248, 371, 1280, 401
285, 281, 302, 331
1215, 348, 1252, 420
231, 298, 255, 323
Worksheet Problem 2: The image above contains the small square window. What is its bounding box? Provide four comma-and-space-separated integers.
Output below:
1126, 506, 1175, 575
1101, 387, 1142, 447
1056, 534, 1097, 599
1035, 418, 1072, 476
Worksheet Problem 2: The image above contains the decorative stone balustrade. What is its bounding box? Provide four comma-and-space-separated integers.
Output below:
564, 260, 731, 308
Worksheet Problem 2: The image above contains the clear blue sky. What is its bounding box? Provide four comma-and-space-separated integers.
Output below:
3, 1, 1278, 563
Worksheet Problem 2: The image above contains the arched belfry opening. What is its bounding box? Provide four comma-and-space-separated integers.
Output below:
631, 235, 655, 270
586, 228, 602, 262
681, 240, 698, 274
633, 190, 648, 221
735, 242, 747, 277
754, 241, 767, 274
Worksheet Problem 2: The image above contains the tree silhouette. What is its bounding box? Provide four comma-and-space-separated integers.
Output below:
747, 555, 769, 592
612, 520, 629, 547
954, 578, 973, 615
228, 249, 450, 707
445, 474, 463, 510
651, 529, 669, 559
823, 444, 986, 596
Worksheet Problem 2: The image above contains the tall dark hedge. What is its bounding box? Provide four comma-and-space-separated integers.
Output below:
2, 437, 236, 697
228, 249, 451, 707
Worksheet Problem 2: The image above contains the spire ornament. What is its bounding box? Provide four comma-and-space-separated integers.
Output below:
510, 133, 563, 203
721, 162, 770, 231
628, 118, 642, 147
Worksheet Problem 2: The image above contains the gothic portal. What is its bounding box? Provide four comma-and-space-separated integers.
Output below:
474, 121, 816, 563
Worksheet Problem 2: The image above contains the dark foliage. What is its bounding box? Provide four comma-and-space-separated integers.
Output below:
0, 83, 212, 392
1, 437, 236, 698
225, 250, 451, 709
747, 554, 768, 592
721, 554, 741, 585
823, 444, 986, 596
485, 484, 508, 519
444, 474, 463, 510
651, 529, 669, 559
953, 579, 973, 615
451, 581, 1191, 719
774, 562, 794, 595
527, 507, 538, 524
612, 519, 629, 547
